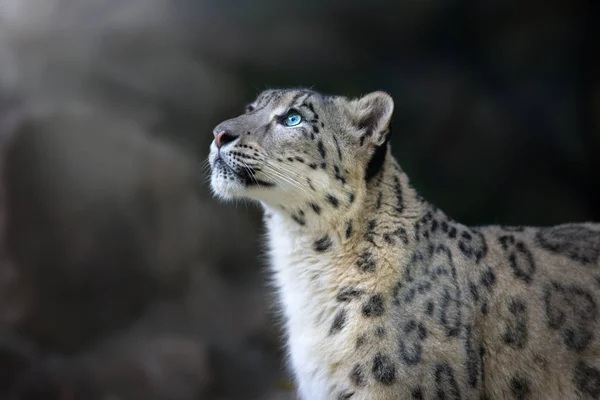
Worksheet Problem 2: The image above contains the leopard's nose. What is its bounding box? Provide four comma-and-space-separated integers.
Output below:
213, 130, 237, 148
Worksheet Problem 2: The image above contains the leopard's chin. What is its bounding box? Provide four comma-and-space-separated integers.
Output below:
209, 159, 246, 200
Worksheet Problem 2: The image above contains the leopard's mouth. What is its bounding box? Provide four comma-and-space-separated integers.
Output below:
213, 156, 234, 174
213, 156, 275, 188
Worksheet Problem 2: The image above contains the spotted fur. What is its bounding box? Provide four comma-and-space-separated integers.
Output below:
209, 88, 600, 400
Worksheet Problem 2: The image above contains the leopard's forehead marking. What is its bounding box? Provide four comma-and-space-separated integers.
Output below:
248, 89, 321, 115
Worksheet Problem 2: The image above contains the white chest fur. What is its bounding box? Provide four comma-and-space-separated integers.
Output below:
265, 214, 350, 400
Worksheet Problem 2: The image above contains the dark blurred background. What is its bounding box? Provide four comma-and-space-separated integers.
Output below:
0, 0, 598, 399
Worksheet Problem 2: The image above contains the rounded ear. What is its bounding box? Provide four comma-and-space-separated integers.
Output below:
347, 91, 394, 147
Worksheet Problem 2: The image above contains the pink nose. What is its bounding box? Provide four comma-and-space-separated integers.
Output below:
213, 130, 228, 148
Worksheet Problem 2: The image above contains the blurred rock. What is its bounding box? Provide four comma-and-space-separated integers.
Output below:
73, 335, 211, 400
4, 108, 204, 352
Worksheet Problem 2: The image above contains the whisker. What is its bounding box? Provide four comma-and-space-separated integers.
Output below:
241, 164, 260, 186
265, 158, 330, 186
200, 157, 213, 176
262, 164, 306, 192
265, 161, 323, 190
262, 161, 319, 203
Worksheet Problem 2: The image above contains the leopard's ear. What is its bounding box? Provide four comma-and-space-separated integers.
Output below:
347, 91, 394, 147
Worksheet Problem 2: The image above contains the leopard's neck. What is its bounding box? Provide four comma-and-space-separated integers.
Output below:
262, 150, 428, 245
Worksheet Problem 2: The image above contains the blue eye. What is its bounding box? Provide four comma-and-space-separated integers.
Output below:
284, 113, 302, 127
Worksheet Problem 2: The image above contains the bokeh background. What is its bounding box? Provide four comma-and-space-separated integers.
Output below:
0, 0, 598, 399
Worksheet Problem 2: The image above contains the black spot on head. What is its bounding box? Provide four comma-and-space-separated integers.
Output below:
309, 202, 321, 214
317, 140, 326, 160
574, 361, 600, 398
329, 309, 347, 335
326, 194, 339, 208
350, 364, 366, 387
309, 163, 318, 169
306, 102, 317, 116
291, 213, 306, 226
372, 353, 396, 385
362, 294, 385, 317
314, 235, 332, 252
345, 221, 353, 239
374, 326, 386, 337
510, 375, 530, 400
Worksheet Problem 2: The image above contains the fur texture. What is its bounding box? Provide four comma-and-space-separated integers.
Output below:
209, 88, 600, 400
